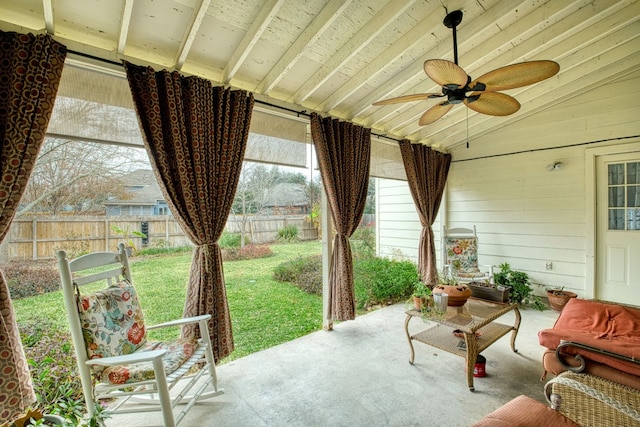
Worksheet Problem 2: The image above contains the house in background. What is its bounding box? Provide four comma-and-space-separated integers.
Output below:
104, 169, 170, 216
262, 183, 309, 215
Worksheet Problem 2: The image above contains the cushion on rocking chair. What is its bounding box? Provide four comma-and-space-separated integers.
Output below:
78, 280, 148, 359
445, 236, 482, 277
100, 338, 197, 385
78, 280, 197, 385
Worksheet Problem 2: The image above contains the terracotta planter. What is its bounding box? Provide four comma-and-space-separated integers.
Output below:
547, 290, 577, 311
433, 284, 472, 307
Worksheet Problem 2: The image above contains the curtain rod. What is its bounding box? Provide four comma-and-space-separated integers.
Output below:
67, 49, 403, 144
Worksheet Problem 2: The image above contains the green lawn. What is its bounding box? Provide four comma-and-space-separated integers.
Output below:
13, 241, 322, 362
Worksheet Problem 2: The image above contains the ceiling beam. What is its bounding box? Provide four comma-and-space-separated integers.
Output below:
117, 0, 135, 55
42, 0, 54, 34
288, 0, 416, 105
175, 0, 212, 70
223, 0, 285, 84
256, 0, 352, 95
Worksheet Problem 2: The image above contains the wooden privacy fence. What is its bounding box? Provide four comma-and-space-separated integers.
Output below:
3, 215, 319, 261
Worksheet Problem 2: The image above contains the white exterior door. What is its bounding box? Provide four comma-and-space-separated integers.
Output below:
596, 152, 640, 305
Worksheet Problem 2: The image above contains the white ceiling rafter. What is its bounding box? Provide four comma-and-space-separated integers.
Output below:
117, 0, 135, 55
289, 0, 416, 105
316, 6, 448, 113
174, 0, 211, 70
42, 0, 54, 35
256, 0, 352, 95
223, 0, 285, 84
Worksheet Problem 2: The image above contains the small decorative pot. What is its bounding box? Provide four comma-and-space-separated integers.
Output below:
547, 290, 577, 311
433, 284, 472, 307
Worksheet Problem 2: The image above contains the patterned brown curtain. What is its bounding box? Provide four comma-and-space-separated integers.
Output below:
124, 62, 253, 361
0, 31, 66, 422
310, 113, 371, 321
399, 140, 451, 286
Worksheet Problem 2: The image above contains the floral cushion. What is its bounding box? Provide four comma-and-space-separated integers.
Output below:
78, 281, 197, 385
100, 338, 196, 385
445, 236, 480, 275
78, 280, 148, 360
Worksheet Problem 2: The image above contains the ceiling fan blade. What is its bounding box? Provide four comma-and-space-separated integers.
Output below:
469, 60, 560, 91
418, 102, 454, 126
464, 91, 520, 116
424, 59, 468, 89
372, 93, 442, 106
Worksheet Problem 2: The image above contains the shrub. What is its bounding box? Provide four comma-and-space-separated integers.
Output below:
354, 257, 417, 310
273, 255, 322, 295
219, 232, 243, 249
19, 320, 85, 422
223, 244, 273, 261
3, 260, 60, 299
277, 225, 299, 242
350, 225, 376, 260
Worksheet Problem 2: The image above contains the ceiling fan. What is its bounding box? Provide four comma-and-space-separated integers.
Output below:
373, 10, 560, 126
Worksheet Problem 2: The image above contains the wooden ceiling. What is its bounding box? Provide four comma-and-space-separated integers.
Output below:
1, 0, 639, 152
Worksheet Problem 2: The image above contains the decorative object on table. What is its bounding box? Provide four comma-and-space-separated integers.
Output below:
494, 262, 545, 310
545, 286, 578, 312
467, 280, 510, 303
411, 279, 432, 311
433, 271, 471, 307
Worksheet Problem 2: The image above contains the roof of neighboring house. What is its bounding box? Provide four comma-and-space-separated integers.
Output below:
103, 169, 165, 206
264, 183, 308, 208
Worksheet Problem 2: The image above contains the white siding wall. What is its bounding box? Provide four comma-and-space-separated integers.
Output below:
376, 178, 442, 265
377, 70, 640, 297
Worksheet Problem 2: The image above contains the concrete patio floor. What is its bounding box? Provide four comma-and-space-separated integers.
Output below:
106, 302, 559, 427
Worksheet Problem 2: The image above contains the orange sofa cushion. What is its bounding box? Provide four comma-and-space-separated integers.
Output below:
538, 298, 640, 377
471, 395, 579, 427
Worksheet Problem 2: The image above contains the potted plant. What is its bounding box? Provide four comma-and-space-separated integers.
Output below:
494, 263, 545, 310
110, 224, 147, 254
412, 280, 432, 311
546, 286, 577, 311
433, 270, 472, 307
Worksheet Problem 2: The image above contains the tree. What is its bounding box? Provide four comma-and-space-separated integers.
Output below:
19, 138, 146, 216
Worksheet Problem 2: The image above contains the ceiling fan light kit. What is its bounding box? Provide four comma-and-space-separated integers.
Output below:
374, 10, 560, 126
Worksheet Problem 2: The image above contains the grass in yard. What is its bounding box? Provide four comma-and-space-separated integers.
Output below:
13, 241, 322, 363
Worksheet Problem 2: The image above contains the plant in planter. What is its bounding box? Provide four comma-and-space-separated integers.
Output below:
546, 286, 578, 311
466, 279, 511, 303
494, 263, 545, 311
110, 224, 147, 254
411, 280, 432, 311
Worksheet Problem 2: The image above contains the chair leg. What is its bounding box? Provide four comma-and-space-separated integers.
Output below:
153, 358, 175, 427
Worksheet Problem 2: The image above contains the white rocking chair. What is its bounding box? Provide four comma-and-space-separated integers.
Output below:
442, 226, 494, 283
57, 243, 223, 427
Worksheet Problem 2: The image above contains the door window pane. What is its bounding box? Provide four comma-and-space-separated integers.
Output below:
627, 162, 639, 184
628, 185, 640, 208
608, 187, 625, 207
628, 209, 640, 230
609, 209, 625, 230
608, 164, 624, 185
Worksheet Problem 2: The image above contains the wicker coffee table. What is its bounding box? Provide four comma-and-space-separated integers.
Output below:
404, 297, 521, 391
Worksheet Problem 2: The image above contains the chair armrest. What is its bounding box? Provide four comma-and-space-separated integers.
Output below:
147, 314, 212, 330
86, 349, 167, 367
